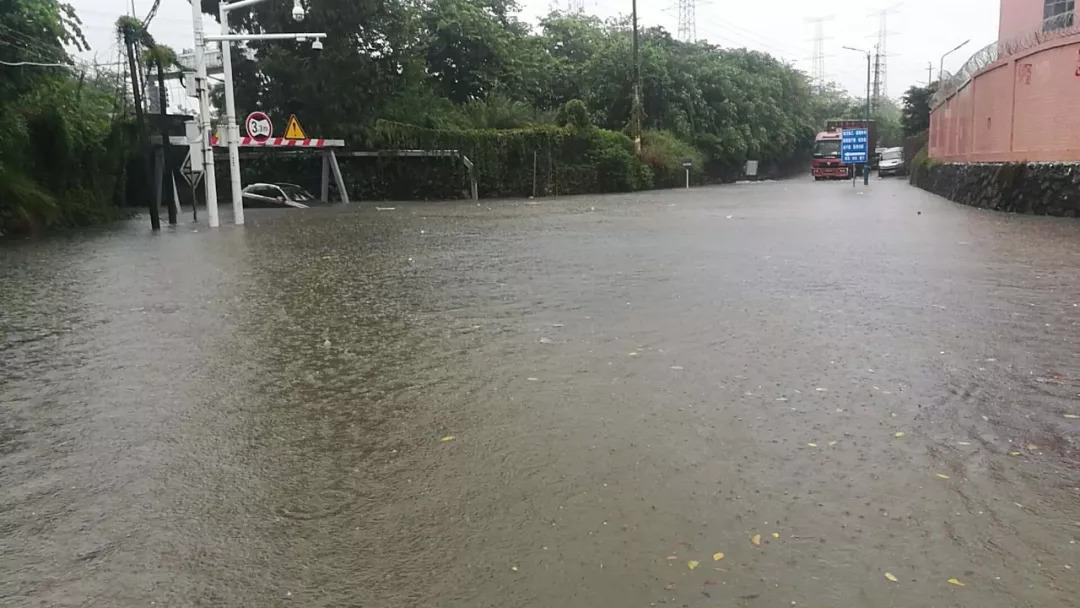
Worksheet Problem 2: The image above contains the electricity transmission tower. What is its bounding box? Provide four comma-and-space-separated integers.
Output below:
806, 17, 830, 92
872, 9, 890, 106
677, 0, 696, 42
872, 44, 882, 110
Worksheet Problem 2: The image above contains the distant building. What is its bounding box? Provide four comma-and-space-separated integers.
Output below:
929, 0, 1078, 162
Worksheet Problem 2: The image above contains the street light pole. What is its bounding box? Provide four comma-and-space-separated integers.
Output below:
864, 48, 870, 186
938, 39, 971, 82
219, 2, 244, 225
191, 0, 220, 227
214, 0, 325, 226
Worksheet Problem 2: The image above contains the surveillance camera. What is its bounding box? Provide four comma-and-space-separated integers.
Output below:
292, 1, 305, 21
311, 39, 323, 51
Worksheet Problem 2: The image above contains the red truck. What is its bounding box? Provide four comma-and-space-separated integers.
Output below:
811, 119, 877, 181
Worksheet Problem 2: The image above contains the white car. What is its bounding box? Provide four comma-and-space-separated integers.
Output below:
241, 183, 320, 208
878, 148, 905, 177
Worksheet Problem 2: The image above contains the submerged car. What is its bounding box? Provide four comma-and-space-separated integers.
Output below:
877, 148, 906, 177
241, 183, 320, 208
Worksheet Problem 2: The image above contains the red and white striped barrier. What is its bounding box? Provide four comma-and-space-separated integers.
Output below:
210, 136, 344, 148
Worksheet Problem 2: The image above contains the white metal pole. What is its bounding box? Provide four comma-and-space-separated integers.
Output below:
685, 168, 689, 189
191, 0, 219, 227
220, 2, 244, 226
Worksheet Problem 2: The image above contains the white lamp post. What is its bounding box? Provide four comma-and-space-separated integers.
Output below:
190, 0, 220, 227
209, 0, 326, 226
939, 39, 971, 82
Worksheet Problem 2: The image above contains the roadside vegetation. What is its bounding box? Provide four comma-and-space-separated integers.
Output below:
3, 0, 894, 234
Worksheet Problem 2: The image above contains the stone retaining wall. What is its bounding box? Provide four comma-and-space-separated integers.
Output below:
910, 162, 1080, 216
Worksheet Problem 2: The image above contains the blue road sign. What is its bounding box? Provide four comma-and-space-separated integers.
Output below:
841, 128, 869, 165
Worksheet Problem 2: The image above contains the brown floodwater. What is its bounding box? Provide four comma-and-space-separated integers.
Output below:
2, 178, 1079, 607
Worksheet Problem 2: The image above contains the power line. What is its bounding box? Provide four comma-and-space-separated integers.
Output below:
0, 59, 70, 68
709, 21, 805, 59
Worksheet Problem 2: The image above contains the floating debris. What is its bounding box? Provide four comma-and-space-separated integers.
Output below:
539, 337, 555, 345
884, 572, 898, 583
957, 441, 972, 446
712, 552, 725, 561
1009, 451, 1021, 457
527, 377, 540, 382
936, 474, 950, 480
894, 432, 905, 438
827, 440, 838, 447
1065, 414, 1080, 419
947, 578, 964, 587
671, 366, 684, 371
688, 560, 700, 571
807, 443, 819, 448
751, 534, 761, 546
440, 435, 456, 442
771, 532, 780, 539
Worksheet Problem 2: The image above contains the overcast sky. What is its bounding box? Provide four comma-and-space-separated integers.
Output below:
73, 0, 999, 109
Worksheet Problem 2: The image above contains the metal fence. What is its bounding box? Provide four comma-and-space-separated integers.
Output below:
933, 11, 1078, 108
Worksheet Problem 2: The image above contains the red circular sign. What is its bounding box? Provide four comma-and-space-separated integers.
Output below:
245, 111, 273, 142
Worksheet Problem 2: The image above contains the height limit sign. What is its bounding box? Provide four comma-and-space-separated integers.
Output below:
841, 128, 869, 165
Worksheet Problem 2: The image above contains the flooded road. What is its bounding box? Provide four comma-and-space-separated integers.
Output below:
2, 177, 1079, 607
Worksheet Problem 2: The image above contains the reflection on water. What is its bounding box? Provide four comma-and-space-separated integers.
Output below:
2, 182, 1079, 607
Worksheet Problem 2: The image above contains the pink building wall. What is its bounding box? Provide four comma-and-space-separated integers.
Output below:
930, 12, 1080, 163
1000, 0, 1046, 41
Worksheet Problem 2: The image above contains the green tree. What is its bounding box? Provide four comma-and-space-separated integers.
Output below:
901, 83, 937, 137
0, 0, 131, 234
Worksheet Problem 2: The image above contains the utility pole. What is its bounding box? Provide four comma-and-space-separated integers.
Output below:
154, 55, 177, 225
122, 23, 161, 231
926, 61, 934, 86
631, 0, 641, 152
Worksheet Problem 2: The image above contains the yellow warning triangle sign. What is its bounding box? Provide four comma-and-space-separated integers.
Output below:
283, 114, 307, 140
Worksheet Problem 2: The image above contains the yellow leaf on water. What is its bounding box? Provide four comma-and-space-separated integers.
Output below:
712, 552, 725, 561
936, 474, 950, 479
807, 443, 818, 448
750, 534, 761, 546
771, 532, 780, 539
440, 435, 456, 442
947, 578, 964, 586
828, 440, 838, 447
1009, 451, 1021, 456
510, 566, 519, 572
687, 560, 700, 571
894, 432, 905, 438
666, 555, 678, 561
884, 572, 898, 583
